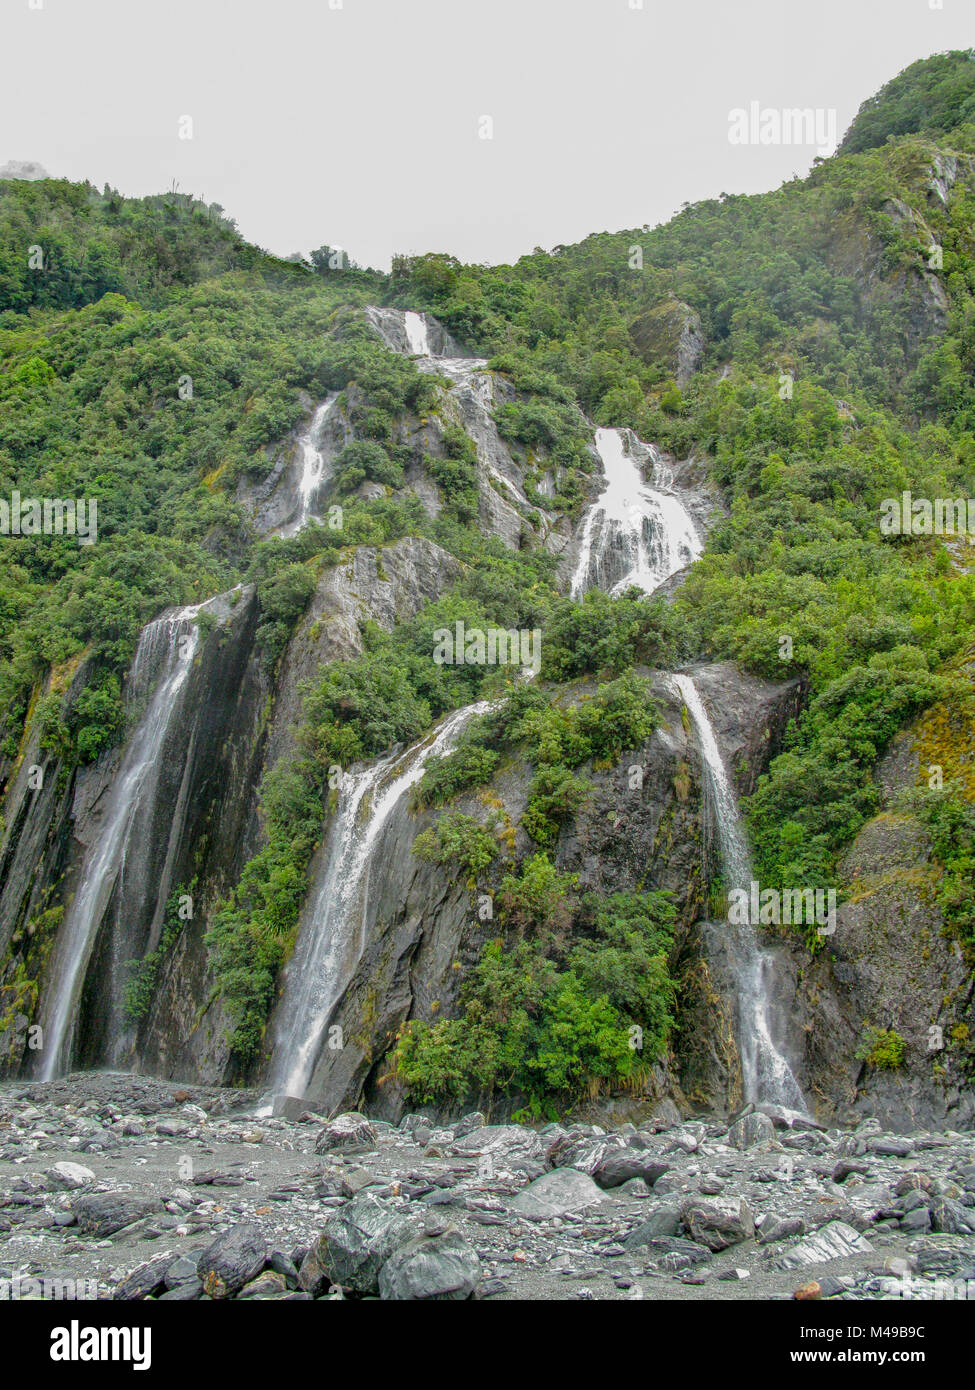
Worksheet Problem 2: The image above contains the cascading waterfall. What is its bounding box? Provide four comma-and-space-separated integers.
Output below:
404, 309, 431, 357
672, 673, 806, 1111
362, 305, 796, 1113
268, 700, 495, 1102
570, 427, 702, 599
278, 393, 340, 538
365, 306, 530, 512
37, 601, 214, 1080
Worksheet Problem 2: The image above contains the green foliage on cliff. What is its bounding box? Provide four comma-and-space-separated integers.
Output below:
394, 864, 676, 1115
856, 1025, 907, 1070
205, 761, 324, 1061
906, 784, 975, 949
123, 884, 193, 1023
415, 671, 659, 848
413, 811, 501, 878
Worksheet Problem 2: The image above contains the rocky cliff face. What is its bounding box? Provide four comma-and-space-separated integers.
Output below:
3, 288, 969, 1139
0, 588, 266, 1079
284, 662, 807, 1123
0, 532, 468, 1086
796, 730, 974, 1134
629, 297, 706, 386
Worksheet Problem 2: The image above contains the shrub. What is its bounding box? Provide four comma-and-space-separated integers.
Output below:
856, 1026, 906, 1070
413, 811, 500, 878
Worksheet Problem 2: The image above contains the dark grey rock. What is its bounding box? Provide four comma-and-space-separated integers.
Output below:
833, 1160, 870, 1184
268, 1250, 299, 1288
622, 1206, 682, 1247
930, 1197, 975, 1235
509, 1168, 607, 1218
73, 1193, 158, 1238
681, 1196, 755, 1251
314, 1113, 377, 1154
758, 1216, 806, 1245
113, 1254, 172, 1300
317, 1193, 420, 1294
592, 1152, 670, 1190
728, 1112, 776, 1151
198, 1223, 267, 1300
378, 1229, 480, 1301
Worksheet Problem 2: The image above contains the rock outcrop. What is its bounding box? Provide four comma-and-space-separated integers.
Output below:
630, 297, 706, 386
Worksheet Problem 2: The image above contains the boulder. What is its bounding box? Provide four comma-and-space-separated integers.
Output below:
46, 1162, 95, 1191
378, 1230, 480, 1301
591, 1152, 670, 1190
930, 1197, 975, 1235
72, 1193, 158, 1238
509, 1168, 607, 1219
113, 1255, 173, 1300
198, 1223, 268, 1300
314, 1112, 377, 1154
622, 1206, 683, 1247
728, 1112, 776, 1151
773, 1220, 874, 1270
681, 1195, 755, 1251
317, 1193, 420, 1294
238, 1271, 288, 1299
757, 1215, 806, 1245
450, 1125, 545, 1167
544, 1130, 623, 1174
832, 1160, 870, 1184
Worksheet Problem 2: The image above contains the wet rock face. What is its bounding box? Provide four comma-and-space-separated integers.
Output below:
291, 661, 804, 1123
3, 1075, 972, 1304
237, 389, 353, 538
797, 751, 974, 1133
0, 588, 267, 1083
0, 652, 95, 991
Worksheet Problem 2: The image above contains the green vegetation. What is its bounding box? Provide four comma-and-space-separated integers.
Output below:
414, 671, 659, 848
394, 859, 676, 1116
839, 51, 975, 156
204, 762, 324, 1060
123, 885, 194, 1023
856, 1025, 907, 1070
903, 783, 975, 949
413, 811, 501, 879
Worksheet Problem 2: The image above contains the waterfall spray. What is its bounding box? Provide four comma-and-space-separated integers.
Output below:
37, 601, 215, 1080
570, 428, 701, 599
268, 700, 495, 1103
673, 673, 806, 1111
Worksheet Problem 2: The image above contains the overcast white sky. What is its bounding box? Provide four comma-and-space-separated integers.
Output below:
1, 0, 972, 269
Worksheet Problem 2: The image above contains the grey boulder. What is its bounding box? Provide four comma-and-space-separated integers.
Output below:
317, 1193, 420, 1294
378, 1230, 480, 1301
509, 1168, 607, 1218
198, 1223, 268, 1299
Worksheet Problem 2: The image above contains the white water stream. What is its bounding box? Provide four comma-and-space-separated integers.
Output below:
38, 600, 218, 1079
268, 701, 494, 1101
570, 427, 701, 599
277, 393, 341, 538
673, 674, 806, 1110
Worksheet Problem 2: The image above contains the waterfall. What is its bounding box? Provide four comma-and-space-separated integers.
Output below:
672, 674, 806, 1112
268, 700, 494, 1102
404, 310, 431, 357
37, 600, 217, 1080
570, 427, 702, 599
278, 393, 340, 538
365, 305, 532, 519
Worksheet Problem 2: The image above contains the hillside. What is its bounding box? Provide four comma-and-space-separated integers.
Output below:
0, 51, 973, 1140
